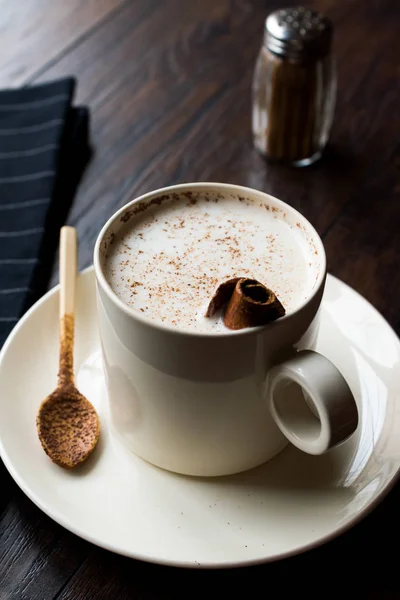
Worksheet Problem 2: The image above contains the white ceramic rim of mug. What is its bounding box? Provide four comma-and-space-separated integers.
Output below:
93, 182, 326, 338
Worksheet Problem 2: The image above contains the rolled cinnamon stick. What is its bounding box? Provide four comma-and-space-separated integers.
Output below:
206, 277, 285, 330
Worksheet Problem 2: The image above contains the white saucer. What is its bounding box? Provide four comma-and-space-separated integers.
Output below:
0, 268, 399, 568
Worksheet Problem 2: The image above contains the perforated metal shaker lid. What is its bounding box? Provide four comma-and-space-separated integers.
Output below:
265, 6, 333, 61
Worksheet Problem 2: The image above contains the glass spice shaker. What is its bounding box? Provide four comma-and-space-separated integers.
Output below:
252, 6, 336, 167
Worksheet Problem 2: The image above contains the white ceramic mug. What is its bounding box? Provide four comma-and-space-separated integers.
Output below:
94, 183, 358, 476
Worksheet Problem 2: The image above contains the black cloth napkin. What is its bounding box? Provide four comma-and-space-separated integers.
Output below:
0, 78, 91, 348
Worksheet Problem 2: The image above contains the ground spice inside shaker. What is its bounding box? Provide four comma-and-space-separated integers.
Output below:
252, 7, 336, 167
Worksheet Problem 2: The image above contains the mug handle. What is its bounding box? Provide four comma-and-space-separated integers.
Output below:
268, 350, 358, 455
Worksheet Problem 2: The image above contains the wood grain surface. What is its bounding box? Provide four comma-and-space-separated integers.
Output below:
1, 1, 399, 598
0, 0, 125, 88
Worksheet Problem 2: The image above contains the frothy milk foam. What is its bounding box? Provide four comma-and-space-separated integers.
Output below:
102, 191, 319, 332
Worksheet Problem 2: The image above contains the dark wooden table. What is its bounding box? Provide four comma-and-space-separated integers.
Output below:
1, 1, 399, 598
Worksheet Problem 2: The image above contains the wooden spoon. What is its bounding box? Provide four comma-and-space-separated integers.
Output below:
36, 227, 100, 469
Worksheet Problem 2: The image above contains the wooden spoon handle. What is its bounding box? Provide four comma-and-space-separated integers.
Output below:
59, 226, 77, 319
58, 227, 77, 387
